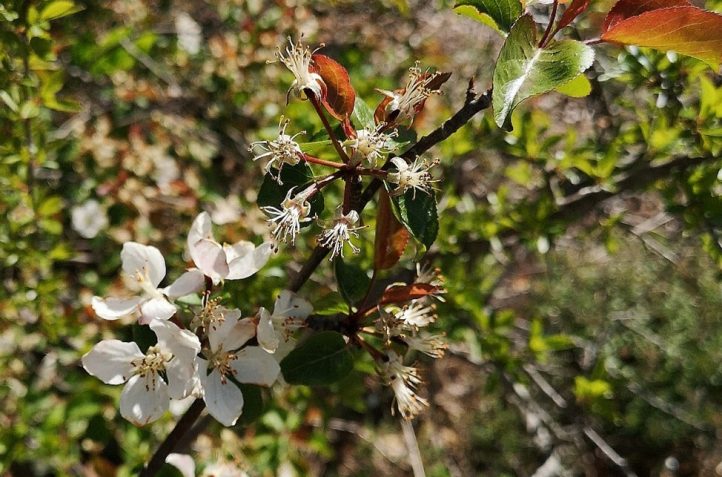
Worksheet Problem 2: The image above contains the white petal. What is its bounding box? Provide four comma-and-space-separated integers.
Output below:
164, 269, 205, 298
139, 297, 177, 324
120, 373, 169, 426
199, 361, 244, 427
165, 357, 197, 399
390, 156, 408, 172
231, 346, 280, 387
82, 340, 142, 385
121, 242, 166, 288
223, 241, 254, 262
166, 453, 195, 477
91, 296, 141, 320
256, 307, 279, 353
208, 311, 254, 352
150, 320, 201, 359
187, 212, 214, 249
225, 242, 273, 280
274, 336, 297, 362
191, 239, 229, 284
272, 290, 313, 319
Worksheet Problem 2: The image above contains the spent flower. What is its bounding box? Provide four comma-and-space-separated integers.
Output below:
261, 186, 315, 244
274, 37, 325, 101
379, 351, 429, 420
377, 62, 444, 124
249, 117, 304, 183
317, 209, 362, 259
347, 125, 398, 166
387, 157, 438, 198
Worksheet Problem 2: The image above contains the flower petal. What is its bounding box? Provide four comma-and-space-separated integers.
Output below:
231, 346, 280, 387
191, 239, 229, 284
165, 357, 198, 399
121, 242, 166, 288
120, 373, 169, 426
91, 296, 142, 320
187, 211, 214, 248
225, 242, 274, 280
223, 241, 254, 262
166, 453, 195, 477
139, 297, 177, 324
256, 307, 279, 353
164, 269, 205, 299
198, 359, 245, 427
82, 340, 142, 385
208, 310, 255, 352
150, 319, 201, 360
272, 290, 313, 319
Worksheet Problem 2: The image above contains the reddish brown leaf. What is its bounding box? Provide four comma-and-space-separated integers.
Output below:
374, 94, 395, 125
311, 54, 356, 121
601, 0, 690, 33
425, 71, 452, 92
554, 0, 591, 34
601, 5, 722, 68
380, 283, 440, 305
374, 189, 410, 271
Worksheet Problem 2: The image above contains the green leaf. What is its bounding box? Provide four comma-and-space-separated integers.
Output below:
454, 5, 505, 35
391, 189, 439, 251
257, 162, 324, 221
352, 96, 376, 130
455, 0, 522, 34
280, 331, 354, 385
492, 14, 594, 128
38, 196, 63, 216
40, 1, 82, 21
334, 257, 371, 306
555, 74, 592, 98
235, 384, 264, 425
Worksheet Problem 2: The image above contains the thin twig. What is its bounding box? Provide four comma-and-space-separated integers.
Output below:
401, 420, 427, 477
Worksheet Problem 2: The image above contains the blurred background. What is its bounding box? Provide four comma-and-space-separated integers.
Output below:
3, 0, 722, 475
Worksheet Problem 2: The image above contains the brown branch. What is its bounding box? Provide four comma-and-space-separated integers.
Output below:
139, 399, 205, 477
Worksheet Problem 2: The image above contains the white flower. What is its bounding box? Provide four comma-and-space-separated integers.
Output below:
197, 309, 280, 426
257, 290, 313, 358
317, 210, 362, 259
261, 186, 315, 244
275, 37, 325, 101
175, 12, 202, 55
387, 157, 438, 198
82, 320, 201, 426
250, 117, 304, 183
376, 62, 443, 124
403, 332, 447, 358
395, 301, 437, 328
92, 242, 205, 324
379, 351, 428, 420
71, 199, 109, 239
348, 125, 398, 166
187, 212, 274, 285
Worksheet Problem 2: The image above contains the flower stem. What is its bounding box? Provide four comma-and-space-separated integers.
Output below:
306, 92, 351, 163
539, 0, 559, 48
301, 152, 345, 169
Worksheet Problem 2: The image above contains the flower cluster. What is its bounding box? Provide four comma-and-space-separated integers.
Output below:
83, 212, 313, 426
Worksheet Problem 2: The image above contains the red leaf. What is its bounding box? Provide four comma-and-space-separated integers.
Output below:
601, 5, 722, 68
380, 283, 440, 305
310, 54, 356, 121
602, 0, 690, 33
374, 189, 410, 271
554, 0, 591, 34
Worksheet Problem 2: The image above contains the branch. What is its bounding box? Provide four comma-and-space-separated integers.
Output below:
141, 86, 494, 477
139, 399, 205, 477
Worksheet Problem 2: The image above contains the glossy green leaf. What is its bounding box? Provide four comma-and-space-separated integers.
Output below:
352, 96, 376, 130
392, 189, 439, 250
455, 0, 523, 34
280, 331, 354, 385
492, 14, 594, 128
334, 257, 371, 306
